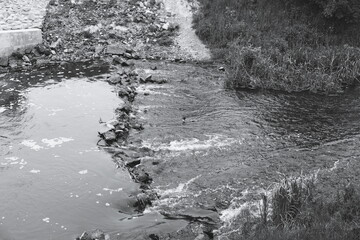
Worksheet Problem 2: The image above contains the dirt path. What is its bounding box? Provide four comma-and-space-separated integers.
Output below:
162, 0, 211, 61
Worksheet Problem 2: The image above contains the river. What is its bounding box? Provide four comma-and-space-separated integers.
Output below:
0, 61, 360, 239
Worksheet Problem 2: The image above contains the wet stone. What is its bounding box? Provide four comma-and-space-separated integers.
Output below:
107, 74, 122, 84
106, 43, 127, 55
98, 130, 116, 143
0, 57, 9, 67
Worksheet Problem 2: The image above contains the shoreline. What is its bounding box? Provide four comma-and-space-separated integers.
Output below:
0, 0, 221, 239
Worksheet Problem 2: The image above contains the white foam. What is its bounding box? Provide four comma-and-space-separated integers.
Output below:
78, 170, 88, 175
103, 187, 123, 194
0, 107, 7, 113
29, 169, 41, 174
159, 175, 200, 197
144, 135, 240, 152
42, 217, 50, 223
41, 137, 74, 148
21, 140, 43, 151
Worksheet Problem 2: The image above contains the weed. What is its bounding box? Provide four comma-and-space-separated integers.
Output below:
194, 0, 360, 93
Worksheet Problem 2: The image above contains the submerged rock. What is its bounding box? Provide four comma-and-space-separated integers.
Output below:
90, 229, 105, 240
77, 231, 91, 240
76, 229, 108, 240
134, 192, 152, 212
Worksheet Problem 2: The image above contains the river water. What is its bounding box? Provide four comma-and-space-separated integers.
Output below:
1, 62, 360, 239
0, 63, 142, 240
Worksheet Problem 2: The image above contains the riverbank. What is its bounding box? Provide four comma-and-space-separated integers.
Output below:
3, 0, 222, 239
0, 0, 193, 73
2, 0, 360, 239
193, 0, 360, 93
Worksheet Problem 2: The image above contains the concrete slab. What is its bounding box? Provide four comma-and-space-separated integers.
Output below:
0, 29, 43, 57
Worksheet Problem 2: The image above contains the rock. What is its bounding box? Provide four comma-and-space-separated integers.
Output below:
22, 55, 30, 63
132, 123, 144, 130
125, 159, 141, 168
77, 231, 91, 240
114, 25, 128, 32
150, 66, 157, 70
162, 22, 170, 30
131, 165, 152, 184
107, 74, 122, 84
90, 229, 105, 240
98, 130, 116, 143
118, 88, 129, 98
31, 48, 41, 57
149, 234, 160, 240
194, 234, 206, 240
145, 74, 152, 81
106, 44, 127, 55
71, 0, 83, 4
11, 51, 23, 59
0, 56, 9, 67
94, 46, 104, 55
134, 192, 152, 212
36, 44, 51, 55
84, 24, 102, 34
117, 103, 132, 114
64, 48, 74, 53
140, 74, 153, 83
113, 56, 129, 66
50, 38, 62, 49
124, 52, 133, 59
138, 1, 145, 8
9, 59, 18, 69
218, 66, 225, 71
36, 59, 51, 67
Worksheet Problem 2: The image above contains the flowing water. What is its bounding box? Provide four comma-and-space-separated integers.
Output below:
131, 62, 360, 237
1, 61, 360, 239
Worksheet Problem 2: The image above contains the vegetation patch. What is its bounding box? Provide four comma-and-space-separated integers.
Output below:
193, 0, 360, 93
219, 159, 360, 240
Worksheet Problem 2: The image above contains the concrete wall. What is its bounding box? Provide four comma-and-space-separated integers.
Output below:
0, 29, 42, 57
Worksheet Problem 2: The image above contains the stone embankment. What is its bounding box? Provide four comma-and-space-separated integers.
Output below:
0, 0, 48, 31
0, 0, 49, 64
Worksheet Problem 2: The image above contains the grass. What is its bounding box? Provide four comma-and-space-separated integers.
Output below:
193, 0, 360, 93
230, 175, 360, 240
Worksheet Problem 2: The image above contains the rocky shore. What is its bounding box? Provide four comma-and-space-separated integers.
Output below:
0, 0, 197, 72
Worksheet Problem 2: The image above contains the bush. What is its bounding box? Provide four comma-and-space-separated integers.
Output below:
309, 0, 360, 23
242, 177, 360, 240
194, 0, 360, 92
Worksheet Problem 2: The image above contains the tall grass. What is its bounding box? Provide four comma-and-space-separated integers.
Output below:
238, 176, 360, 240
193, 0, 360, 93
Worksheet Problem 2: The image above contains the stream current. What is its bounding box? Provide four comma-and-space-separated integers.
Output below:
0, 62, 360, 239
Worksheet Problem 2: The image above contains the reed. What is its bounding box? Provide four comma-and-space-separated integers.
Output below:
241, 176, 360, 240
